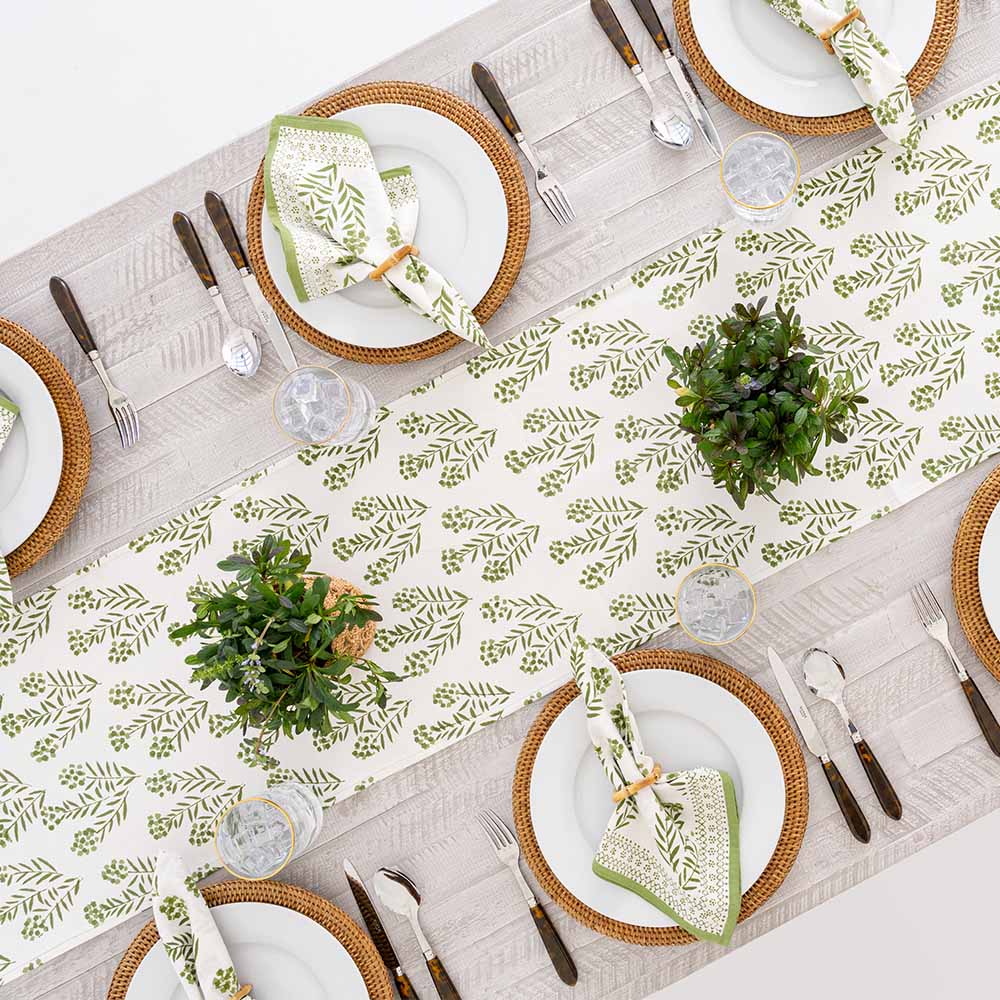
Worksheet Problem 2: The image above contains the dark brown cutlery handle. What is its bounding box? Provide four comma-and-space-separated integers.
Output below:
853, 738, 902, 820
629, 0, 670, 51
394, 969, 420, 999
591, 0, 640, 67
822, 759, 871, 843
471, 62, 521, 138
530, 903, 578, 986
425, 956, 460, 1000
49, 277, 98, 355
960, 675, 1000, 757
172, 211, 217, 290
204, 191, 250, 272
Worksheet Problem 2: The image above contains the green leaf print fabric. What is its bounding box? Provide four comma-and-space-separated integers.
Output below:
264, 115, 491, 349
0, 395, 19, 621
764, 0, 919, 147
5, 80, 1000, 984
573, 641, 739, 944
154, 853, 252, 1000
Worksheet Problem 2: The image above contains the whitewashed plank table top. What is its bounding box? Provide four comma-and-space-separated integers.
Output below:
4, 2, 1000, 997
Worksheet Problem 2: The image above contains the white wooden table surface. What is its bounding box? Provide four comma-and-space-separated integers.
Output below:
4, 2, 1000, 997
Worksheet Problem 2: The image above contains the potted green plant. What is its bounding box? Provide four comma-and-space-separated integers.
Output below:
170, 535, 398, 763
664, 297, 866, 508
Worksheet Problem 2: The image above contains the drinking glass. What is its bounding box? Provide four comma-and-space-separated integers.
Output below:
272, 366, 376, 445
214, 782, 324, 880
720, 131, 800, 226
675, 563, 757, 645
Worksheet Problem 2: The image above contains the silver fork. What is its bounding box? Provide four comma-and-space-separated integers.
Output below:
50, 277, 139, 449
471, 62, 576, 226
476, 808, 577, 985
910, 580, 1000, 756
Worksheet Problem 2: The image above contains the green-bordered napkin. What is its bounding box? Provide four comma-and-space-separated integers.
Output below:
264, 115, 491, 350
765, 1, 919, 147
572, 640, 741, 944
0, 394, 19, 620
154, 852, 253, 1000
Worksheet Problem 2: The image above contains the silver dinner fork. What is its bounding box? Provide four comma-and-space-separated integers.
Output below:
476, 808, 577, 985
910, 579, 1000, 756
471, 62, 576, 226
50, 277, 139, 449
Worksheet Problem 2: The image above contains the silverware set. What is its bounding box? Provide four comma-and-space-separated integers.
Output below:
345, 810, 576, 998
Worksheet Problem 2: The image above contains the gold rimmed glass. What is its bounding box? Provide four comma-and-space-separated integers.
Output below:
675, 563, 757, 646
214, 782, 324, 880
720, 131, 801, 226
272, 365, 376, 445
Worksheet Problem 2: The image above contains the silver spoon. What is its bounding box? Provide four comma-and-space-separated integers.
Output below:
802, 648, 902, 820
373, 868, 462, 999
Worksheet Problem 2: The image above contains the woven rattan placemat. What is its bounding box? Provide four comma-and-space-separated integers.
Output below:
673, 0, 959, 136
247, 81, 530, 365
512, 648, 808, 945
106, 879, 392, 1000
953, 463, 1000, 679
0, 316, 90, 578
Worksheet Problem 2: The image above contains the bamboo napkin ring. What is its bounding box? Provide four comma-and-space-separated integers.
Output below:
230, 986, 253, 1000
819, 9, 865, 54
612, 763, 662, 803
369, 244, 419, 281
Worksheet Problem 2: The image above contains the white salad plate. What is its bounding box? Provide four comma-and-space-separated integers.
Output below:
260, 102, 508, 350
0, 344, 63, 555
689, 0, 935, 118
529, 667, 785, 927
125, 902, 367, 1000
978, 502, 1000, 641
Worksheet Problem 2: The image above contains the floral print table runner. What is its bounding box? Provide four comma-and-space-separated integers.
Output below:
4, 81, 1000, 982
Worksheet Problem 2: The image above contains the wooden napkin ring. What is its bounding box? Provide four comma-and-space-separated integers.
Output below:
612, 763, 662, 803
369, 244, 419, 281
229, 985, 253, 1000
819, 9, 865, 54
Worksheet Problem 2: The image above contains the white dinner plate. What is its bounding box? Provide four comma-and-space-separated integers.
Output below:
690, 0, 935, 118
0, 344, 63, 555
978, 503, 1000, 640
126, 902, 368, 1000
529, 668, 785, 928
261, 103, 509, 350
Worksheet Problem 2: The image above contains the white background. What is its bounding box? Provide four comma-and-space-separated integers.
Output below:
1, 4, 996, 998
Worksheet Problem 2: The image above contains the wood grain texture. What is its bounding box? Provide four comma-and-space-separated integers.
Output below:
4, 1, 1000, 997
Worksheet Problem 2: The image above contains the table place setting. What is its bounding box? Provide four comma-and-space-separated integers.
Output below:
6, 0, 1000, 996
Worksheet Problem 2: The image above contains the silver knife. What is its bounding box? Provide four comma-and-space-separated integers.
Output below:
767, 647, 871, 843
344, 859, 421, 999
204, 191, 298, 372
628, 0, 724, 157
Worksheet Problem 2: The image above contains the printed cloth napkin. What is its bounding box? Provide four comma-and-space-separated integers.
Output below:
154, 853, 253, 1000
0, 394, 19, 619
765, 1, 919, 146
572, 641, 741, 944
264, 114, 491, 350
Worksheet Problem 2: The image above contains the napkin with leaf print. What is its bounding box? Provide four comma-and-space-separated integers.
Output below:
154, 852, 252, 1000
764, 1, 920, 147
265, 114, 491, 350
572, 640, 741, 944
0, 395, 19, 620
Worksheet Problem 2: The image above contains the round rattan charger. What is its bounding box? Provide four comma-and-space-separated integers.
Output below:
246, 81, 530, 365
107, 879, 392, 999
673, 0, 959, 136
953, 463, 1000, 680
512, 648, 809, 945
0, 316, 91, 578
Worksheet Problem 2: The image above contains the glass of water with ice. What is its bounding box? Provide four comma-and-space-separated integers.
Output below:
720, 131, 800, 226
272, 366, 375, 445
214, 782, 324, 880
675, 563, 757, 645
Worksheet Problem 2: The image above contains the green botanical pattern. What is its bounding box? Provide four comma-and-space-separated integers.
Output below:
480, 594, 580, 674
809, 321, 880, 379
762, 499, 861, 567
128, 497, 223, 575
568, 319, 671, 397
43, 763, 139, 856
398, 409, 496, 487
440, 505, 539, 582
107, 680, 209, 758
549, 497, 647, 589
1, 671, 98, 764
826, 408, 922, 487
893, 145, 992, 223
66, 585, 167, 662
923, 414, 1000, 481
467, 319, 560, 403
797, 147, 884, 229
504, 407, 601, 496
83, 857, 158, 929
2, 588, 55, 667
940, 235, 1000, 313
879, 320, 974, 410
145, 766, 243, 846
332, 495, 429, 585
413, 681, 512, 748
655, 505, 756, 577
833, 231, 928, 319
0, 860, 80, 943
375, 586, 470, 676
633, 228, 723, 308
231, 493, 329, 555
735, 228, 834, 305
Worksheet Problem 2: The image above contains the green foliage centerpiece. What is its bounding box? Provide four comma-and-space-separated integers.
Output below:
665, 298, 866, 508
170, 535, 398, 764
